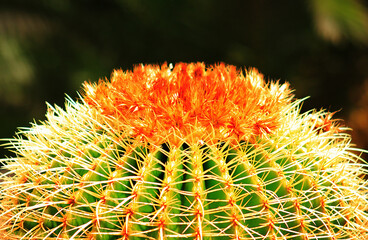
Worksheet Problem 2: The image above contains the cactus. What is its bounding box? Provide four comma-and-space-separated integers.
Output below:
0, 62, 367, 239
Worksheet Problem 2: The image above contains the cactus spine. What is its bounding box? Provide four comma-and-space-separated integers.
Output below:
0, 63, 367, 239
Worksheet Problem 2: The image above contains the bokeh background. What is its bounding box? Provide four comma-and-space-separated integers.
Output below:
2, 0, 368, 160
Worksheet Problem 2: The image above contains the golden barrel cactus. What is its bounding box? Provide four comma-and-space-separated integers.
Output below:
0, 63, 367, 239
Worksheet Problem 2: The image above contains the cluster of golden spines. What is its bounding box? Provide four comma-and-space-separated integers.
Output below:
83, 63, 293, 144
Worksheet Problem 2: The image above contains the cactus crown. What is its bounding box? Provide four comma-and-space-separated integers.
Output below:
83, 63, 292, 144
0, 63, 367, 240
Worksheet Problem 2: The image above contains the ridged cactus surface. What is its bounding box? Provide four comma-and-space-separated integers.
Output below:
1, 63, 367, 239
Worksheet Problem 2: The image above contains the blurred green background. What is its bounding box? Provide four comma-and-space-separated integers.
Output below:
2, 0, 368, 158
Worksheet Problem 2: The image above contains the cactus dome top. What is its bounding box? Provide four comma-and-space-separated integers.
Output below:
83, 63, 293, 144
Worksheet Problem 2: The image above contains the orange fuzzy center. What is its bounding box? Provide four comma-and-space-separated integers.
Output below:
83, 62, 292, 144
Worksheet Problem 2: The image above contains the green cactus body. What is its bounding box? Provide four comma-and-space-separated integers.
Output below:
1, 63, 367, 239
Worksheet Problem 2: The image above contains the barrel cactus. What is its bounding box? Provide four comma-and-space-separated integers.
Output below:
1, 63, 367, 239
